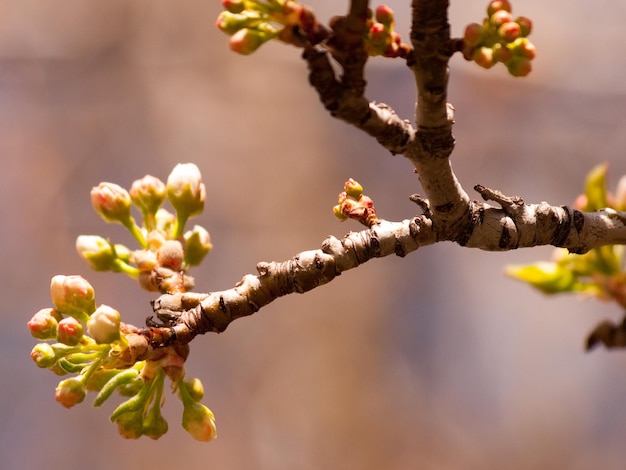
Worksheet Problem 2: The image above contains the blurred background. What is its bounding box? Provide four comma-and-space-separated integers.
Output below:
3, 1, 626, 468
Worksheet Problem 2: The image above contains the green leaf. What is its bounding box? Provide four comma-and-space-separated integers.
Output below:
505, 262, 577, 294
584, 163, 609, 211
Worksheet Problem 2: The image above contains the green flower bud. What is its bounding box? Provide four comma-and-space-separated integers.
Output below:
506, 56, 532, 77
182, 401, 217, 442
510, 37, 536, 60
87, 305, 121, 344
487, 0, 511, 17
130, 175, 166, 217
497, 21, 521, 43
221, 0, 245, 14
28, 308, 61, 340
229, 28, 271, 55
90, 182, 133, 224
76, 235, 118, 272
55, 378, 86, 408
463, 22, 484, 47
50, 275, 96, 322
344, 178, 363, 200
216, 11, 259, 35
490, 10, 513, 28
515, 16, 532, 37
31, 343, 57, 368
473, 47, 495, 69
374, 4, 394, 27
184, 225, 213, 266
114, 410, 144, 440
184, 377, 205, 402
143, 405, 169, 440
56, 317, 84, 346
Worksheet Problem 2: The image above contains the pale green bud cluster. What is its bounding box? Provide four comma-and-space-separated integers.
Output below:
216, 0, 327, 55
462, 0, 536, 77
333, 178, 379, 227
78, 163, 212, 293
507, 164, 626, 307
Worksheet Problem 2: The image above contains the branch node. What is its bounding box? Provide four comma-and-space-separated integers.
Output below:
409, 194, 433, 217
474, 184, 524, 209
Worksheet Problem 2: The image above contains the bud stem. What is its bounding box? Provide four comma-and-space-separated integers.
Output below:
121, 217, 147, 248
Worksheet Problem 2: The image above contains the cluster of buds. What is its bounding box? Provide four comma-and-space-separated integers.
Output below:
28, 164, 218, 441
507, 164, 626, 306
333, 178, 379, 227
462, 0, 536, 77
79, 163, 212, 293
216, 0, 328, 55
363, 4, 411, 58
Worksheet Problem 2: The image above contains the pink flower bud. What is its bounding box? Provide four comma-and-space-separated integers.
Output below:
166, 163, 206, 218
463, 23, 484, 47
90, 182, 132, 224
497, 21, 521, 43
31, 343, 57, 368
55, 378, 86, 408
157, 240, 185, 271
221, 0, 244, 14
490, 10, 513, 28
472, 47, 495, 69
515, 16, 532, 37
492, 43, 512, 63
228, 28, 268, 55
487, 0, 511, 17
511, 38, 536, 59
50, 275, 96, 321
130, 175, 166, 216
76, 235, 118, 271
182, 401, 217, 442
28, 308, 61, 340
184, 225, 213, 266
87, 305, 121, 344
57, 317, 84, 346
374, 4, 394, 26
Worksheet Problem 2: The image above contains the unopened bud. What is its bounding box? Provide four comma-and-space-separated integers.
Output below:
50, 275, 96, 321
57, 317, 84, 346
28, 308, 61, 340
221, 0, 245, 14
182, 401, 217, 442
157, 240, 185, 271
490, 10, 513, 27
229, 28, 269, 55
166, 163, 206, 218
87, 305, 121, 344
90, 182, 132, 224
76, 235, 118, 271
130, 175, 166, 216
344, 178, 363, 200
473, 47, 495, 69
184, 225, 213, 266
114, 410, 144, 440
487, 0, 511, 17
31, 343, 57, 368
497, 21, 521, 43
55, 378, 86, 408
463, 22, 483, 47
506, 56, 532, 77
374, 4, 394, 26
515, 16, 532, 37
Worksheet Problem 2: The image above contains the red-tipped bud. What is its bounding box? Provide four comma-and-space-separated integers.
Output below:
463, 23, 484, 47
221, 0, 244, 14
515, 16, 532, 37
31, 343, 57, 368
28, 308, 62, 340
130, 175, 166, 216
490, 10, 513, 27
50, 275, 96, 321
228, 28, 269, 55
375, 4, 394, 26
473, 47, 495, 69
90, 182, 132, 224
497, 21, 521, 43
57, 317, 84, 346
55, 378, 86, 408
511, 38, 536, 59
487, 0, 512, 17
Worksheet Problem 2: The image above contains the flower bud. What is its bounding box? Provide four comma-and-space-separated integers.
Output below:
55, 378, 86, 408
184, 377, 205, 402
28, 308, 61, 340
490, 10, 513, 28
184, 225, 213, 266
50, 275, 96, 321
87, 305, 121, 344
506, 56, 532, 77
515, 16, 532, 37
472, 47, 495, 69
487, 0, 511, 17
157, 240, 185, 271
90, 182, 132, 224
374, 4, 394, 26
344, 178, 363, 200
155, 208, 176, 234
492, 43, 512, 63
166, 163, 206, 218
511, 38, 536, 60
221, 0, 245, 14
229, 28, 269, 55
76, 235, 118, 271
143, 405, 169, 440
57, 317, 84, 346
182, 401, 217, 442
31, 343, 57, 368
130, 175, 166, 216
463, 23, 483, 47
497, 21, 521, 43
114, 410, 144, 439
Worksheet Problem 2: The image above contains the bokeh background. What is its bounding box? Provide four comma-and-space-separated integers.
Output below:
3, 1, 626, 469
